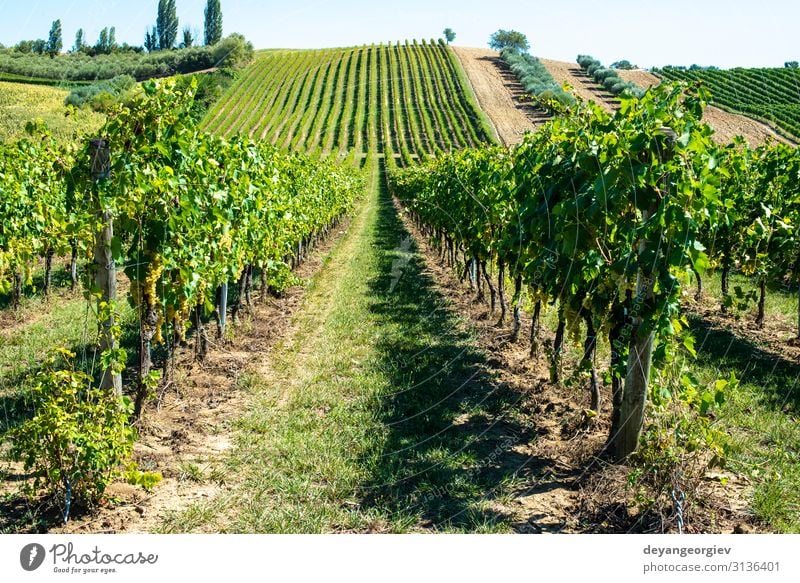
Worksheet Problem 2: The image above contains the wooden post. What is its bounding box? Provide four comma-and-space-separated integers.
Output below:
90, 138, 122, 397
614, 127, 676, 461
217, 282, 228, 338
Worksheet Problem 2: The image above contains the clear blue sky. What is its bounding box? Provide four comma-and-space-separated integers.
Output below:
0, 0, 796, 68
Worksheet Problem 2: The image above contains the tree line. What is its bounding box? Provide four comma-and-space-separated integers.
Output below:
8, 0, 224, 57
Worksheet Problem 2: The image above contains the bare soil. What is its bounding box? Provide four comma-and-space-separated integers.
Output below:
609, 68, 793, 147
454, 51, 789, 149
451, 47, 546, 146
539, 58, 618, 112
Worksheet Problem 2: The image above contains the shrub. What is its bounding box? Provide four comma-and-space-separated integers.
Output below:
8, 351, 136, 521
602, 76, 619, 90
611, 60, 636, 70
611, 81, 629, 94
586, 63, 602, 76
593, 68, 617, 81
501, 49, 575, 111
65, 74, 136, 111
0, 34, 253, 83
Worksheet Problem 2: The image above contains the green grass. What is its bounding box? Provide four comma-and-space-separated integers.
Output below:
159, 162, 531, 533
0, 272, 136, 437
0, 293, 90, 434
0, 81, 104, 143
699, 271, 799, 338
686, 270, 800, 531
691, 317, 800, 532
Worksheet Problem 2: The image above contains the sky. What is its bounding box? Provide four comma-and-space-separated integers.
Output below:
0, 0, 796, 69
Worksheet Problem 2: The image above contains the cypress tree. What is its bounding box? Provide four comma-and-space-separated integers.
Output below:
74, 29, 85, 53
46, 19, 63, 57
157, 0, 179, 49
204, 0, 223, 46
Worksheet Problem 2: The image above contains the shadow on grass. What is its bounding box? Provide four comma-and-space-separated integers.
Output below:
358, 165, 557, 532
690, 316, 800, 414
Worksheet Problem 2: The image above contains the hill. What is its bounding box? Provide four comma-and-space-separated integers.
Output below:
201, 41, 497, 166
655, 65, 800, 141
0, 81, 104, 143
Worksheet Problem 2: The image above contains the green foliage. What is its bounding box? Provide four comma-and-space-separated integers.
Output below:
93, 27, 118, 55
443, 28, 456, 44
501, 49, 575, 110
47, 20, 63, 57
145, 28, 158, 53
656, 65, 800, 139
785, 61, 799, 69
576, 54, 643, 97
73, 29, 85, 53
157, 0, 179, 50
202, 42, 493, 157
390, 83, 728, 459
210, 34, 253, 68
629, 370, 736, 526
204, 0, 223, 46
181, 27, 194, 49
7, 350, 136, 517
488, 29, 529, 54
124, 465, 163, 491
0, 35, 252, 83
611, 59, 636, 70
65, 74, 137, 112
0, 80, 103, 143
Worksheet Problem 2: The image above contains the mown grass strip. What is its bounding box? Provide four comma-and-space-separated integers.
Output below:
158, 162, 526, 534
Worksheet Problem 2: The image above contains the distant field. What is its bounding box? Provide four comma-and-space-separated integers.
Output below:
202, 40, 496, 166
0, 81, 104, 143
0, 72, 93, 87
656, 66, 800, 139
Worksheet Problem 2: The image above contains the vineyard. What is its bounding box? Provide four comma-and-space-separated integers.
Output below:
202, 41, 496, 164
389, 82, 800, 531
2, 27, 800, 537
656, 66, 800, 140
0, 81, 104, 143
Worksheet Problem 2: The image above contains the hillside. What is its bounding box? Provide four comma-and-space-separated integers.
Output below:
0, 81, 104, 143
616, 68, 794, 146
202, 41, 496, 165
453, 52, 791, 148
655, 66, 800, 141
450, 47, 542, 146
543, 59, 789, 146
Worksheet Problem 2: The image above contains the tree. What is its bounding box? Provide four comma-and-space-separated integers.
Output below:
32, 39, 48, 54
785, 61, 799, 69
488, 29, 529, 54
210, 33, 253, 68
74, 29, 85, 53
611, 59, 636, 70
96, 28, 109, 54
157, 0, 179, 49
47, 19, 63, 57
443, 28, 455, 44
181, 27, 194, 49
109, 27, 117, 51
204, 0, 223, 46
144, 27, 158, 53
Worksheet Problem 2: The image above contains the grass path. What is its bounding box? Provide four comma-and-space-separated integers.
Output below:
161, 164, 533, 533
